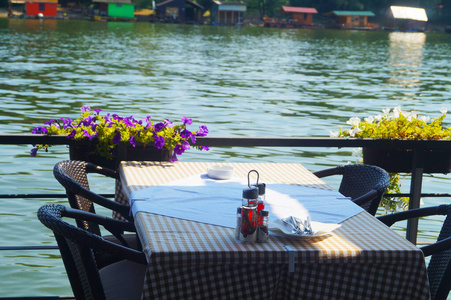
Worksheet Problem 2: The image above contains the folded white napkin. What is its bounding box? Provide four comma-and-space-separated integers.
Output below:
130, 174, 363, 228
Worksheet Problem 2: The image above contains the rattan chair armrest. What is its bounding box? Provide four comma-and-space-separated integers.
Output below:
313, 167, 340, 178
377, 205, 449, 227
86, 162, 118, 179
64, 207, 135, 232
76, 188, 132, 221
421, 236, 451, 257
352, 190, 378, 206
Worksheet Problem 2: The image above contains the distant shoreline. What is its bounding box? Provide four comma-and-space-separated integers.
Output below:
0, 7, 448, 33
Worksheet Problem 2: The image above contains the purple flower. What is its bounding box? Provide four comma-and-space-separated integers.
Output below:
190, 135, 197, 144
61, 118, 73, 129
181, 117, 192, 125
113, 131, 121, 144
130, 136, 136, 147
154, 122, 165, 132
43, 120, 54, 125
200, 146, 209, 151
30, 148, 38, 157
174, 144, 185, 155
196, 125, 209, 136
145, 116, 152, 124
80, 105, 90, 112
154, 136, 165, 149
180, 129, 192, 139
164, 119, 174, 128
32, 126, 48, 134
182, 141, 190, 152
170, 153, 178, 162
82, 116, 95, 126
82, 130, 91, 139
93, 108, 102, 115
67, 129, 76, 138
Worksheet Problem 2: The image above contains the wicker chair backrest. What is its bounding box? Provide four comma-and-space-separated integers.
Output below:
38, 204, 106, 300
314, 164, 390, 216
428, 206, 451, 300
54, 160, 100, 235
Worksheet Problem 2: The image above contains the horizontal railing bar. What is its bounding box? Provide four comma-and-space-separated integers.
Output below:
0, 297, 75, 300
387, 193, 451, 198
2, 134, 451, 149
0, 194, 114, 199
0, 246, 59, 251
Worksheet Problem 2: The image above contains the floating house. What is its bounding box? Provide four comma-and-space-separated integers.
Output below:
92, 0, 135, 20
156, 0, 204, 23
281, 6, 317, 26
210, 1, 246, 26
324, 10, 375, 29
15, 0, 58, 17
385, 6, 428, 32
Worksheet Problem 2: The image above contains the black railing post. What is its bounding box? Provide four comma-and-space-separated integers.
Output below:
406, 146, 425, 244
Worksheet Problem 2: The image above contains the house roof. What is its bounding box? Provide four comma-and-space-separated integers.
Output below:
157, 0, 204, 9
212, 0, 245, 6
390, 6, 428, 22
327, 10, 375, 17
282, 6, 317, 14
93, 0, 132, 3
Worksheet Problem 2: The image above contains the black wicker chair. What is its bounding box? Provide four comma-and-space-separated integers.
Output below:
37, 204, 147, 300
377, 205, 451, 300
53, 160, 137, 249
313, 164, 390, 216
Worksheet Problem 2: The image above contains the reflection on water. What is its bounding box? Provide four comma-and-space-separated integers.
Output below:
388, 32, 426, 94
1, 20, 451, 297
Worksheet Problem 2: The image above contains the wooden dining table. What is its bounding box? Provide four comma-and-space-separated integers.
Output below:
117, 161, 430, 300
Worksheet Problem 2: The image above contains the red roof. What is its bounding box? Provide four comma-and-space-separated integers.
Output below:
282, 6, 318, 14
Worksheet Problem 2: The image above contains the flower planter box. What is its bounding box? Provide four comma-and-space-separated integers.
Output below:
363, 147, 451, 174
69, 143, 172, 170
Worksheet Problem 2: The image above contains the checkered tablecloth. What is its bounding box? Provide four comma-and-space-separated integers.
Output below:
118, 161, 431, 300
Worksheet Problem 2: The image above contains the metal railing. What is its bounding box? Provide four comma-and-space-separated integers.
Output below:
1, 134, 450, 299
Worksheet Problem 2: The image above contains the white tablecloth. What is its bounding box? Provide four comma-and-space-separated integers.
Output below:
129, 173, 363, 227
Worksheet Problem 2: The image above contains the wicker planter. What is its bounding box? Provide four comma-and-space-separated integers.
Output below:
69, 142, 172, 170
363, 147, 451, 174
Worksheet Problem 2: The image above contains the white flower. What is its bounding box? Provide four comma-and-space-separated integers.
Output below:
374, 114, 384, 121
382, 108, 390, 115
404, 111, 414, 121
346, 117, 361, 127
393, 106, 402, 118
364, 116, 374, 123
440, 107, 448, 115
420, 116, 430, 123
349, 127, 361, 137
329, 131, 339, 138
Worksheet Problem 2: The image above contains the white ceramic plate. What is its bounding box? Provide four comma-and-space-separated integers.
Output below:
207, 165, 234, 180
268, 219, 341, 239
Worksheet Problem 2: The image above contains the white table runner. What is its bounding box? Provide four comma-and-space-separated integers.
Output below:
129, 173, 363, 227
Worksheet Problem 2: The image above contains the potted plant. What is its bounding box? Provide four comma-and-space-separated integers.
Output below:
331, 106, 451, 212
30, 105, 209, 168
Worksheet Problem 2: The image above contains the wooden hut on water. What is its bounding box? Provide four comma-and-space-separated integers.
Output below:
324, 10, 375, 29
156, 0, 204, 23
210, 1, 246, 26
281, 6, 317, 27
11, 0, 58, 18
385, 6, 428, 32
92, 0, 135, 20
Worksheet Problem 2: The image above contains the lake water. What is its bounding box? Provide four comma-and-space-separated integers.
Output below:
1, 18, 451, 297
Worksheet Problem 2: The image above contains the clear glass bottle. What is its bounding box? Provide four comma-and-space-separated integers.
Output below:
256, 183, 266, 211
240, 187, 258, 242
235, 207, 242, 240
257, 210, 269, 242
